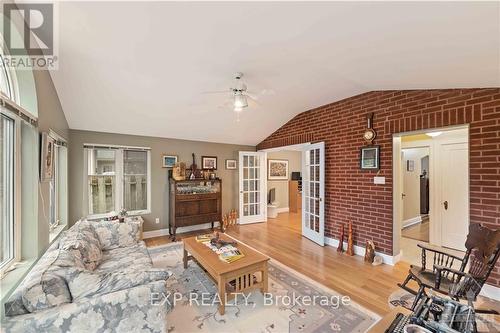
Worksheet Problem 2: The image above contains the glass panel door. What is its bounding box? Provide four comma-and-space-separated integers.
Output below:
302, 142, 325, 245
239, 151, 267, 224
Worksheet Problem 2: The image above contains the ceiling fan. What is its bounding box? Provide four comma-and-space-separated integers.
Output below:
203, 72, 272, 113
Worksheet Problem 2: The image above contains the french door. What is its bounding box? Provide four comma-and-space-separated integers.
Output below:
238, 151, 267, 224
302, 142, 325, 246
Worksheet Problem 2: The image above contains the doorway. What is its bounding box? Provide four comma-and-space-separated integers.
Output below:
393, 126, 469, 265
401, 147, 430, 243
240, 142, 325, 246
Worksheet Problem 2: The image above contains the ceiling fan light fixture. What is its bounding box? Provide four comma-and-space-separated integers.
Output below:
234, 94, 248, 108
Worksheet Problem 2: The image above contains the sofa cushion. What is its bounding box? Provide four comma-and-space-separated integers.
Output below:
90, 220, 141, 250
59, 226, 102, 271
96, 242, 152, 273
67, 268, 170, 300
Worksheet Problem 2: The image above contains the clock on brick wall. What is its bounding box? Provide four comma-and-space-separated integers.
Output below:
363, 112, 376, 144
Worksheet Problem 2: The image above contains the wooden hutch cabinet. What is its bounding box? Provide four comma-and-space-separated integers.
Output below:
169, 179, 222, 240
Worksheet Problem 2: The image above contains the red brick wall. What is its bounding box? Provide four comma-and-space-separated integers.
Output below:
257, 88, 500, 287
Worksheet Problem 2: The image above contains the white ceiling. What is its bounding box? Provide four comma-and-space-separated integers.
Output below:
50, 2, 500, 146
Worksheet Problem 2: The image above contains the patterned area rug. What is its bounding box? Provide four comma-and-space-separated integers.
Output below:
148, 243, 379, 333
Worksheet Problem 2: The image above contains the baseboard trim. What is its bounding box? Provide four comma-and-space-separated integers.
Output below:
402, 216, 422, 229
143, 222, 220, 239
480, 283, 500, 301
324, 237, 401, 266
276, 207, 289, 214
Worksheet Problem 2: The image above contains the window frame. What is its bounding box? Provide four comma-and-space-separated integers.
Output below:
85, 144, 151, 219
0, 48, 19, 104
0, 109, 22, 278
48, 130, 67, 232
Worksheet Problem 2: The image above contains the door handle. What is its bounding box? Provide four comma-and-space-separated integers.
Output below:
402, 193, 406, 199
443, 201, 448, 210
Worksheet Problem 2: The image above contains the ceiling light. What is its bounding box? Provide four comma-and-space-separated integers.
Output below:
426, 131, 442, 137
234, 106, 243, 112
234, 94, 248, 109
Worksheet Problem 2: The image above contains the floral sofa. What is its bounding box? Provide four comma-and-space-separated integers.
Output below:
2, 217, 171, 332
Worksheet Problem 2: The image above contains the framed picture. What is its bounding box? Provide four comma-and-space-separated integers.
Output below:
360, 146, 380, 170
268, 159, 289, 180
225, 159, 237, 170
162, 155, 178, 168
201, 156, 217, 170
40, 132, 55, 182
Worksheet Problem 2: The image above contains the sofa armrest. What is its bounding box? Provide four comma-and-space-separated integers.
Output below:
1, 281, 170, 333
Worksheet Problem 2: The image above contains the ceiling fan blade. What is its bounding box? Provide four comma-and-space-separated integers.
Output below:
201, 89, 231, 95
245, 93, 260, 103
217, 98, 234, 109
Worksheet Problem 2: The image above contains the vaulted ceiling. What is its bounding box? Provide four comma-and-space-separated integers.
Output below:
50, 2, 499, 145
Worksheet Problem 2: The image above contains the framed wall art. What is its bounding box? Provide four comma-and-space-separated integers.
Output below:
40, 132, 55, 182
225, 159, 237, 170
201, 156, 217, 170
268, 159, 289, 180
162, 155, 178, 168
360, 146, 380, 170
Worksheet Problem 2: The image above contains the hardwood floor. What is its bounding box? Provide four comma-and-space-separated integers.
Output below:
144, 212, 500, 316
401, 218, 430, 242
226, 212, 413, 315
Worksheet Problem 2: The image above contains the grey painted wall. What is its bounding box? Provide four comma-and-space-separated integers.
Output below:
69, 130, 254, 232
267, 150, 302, 209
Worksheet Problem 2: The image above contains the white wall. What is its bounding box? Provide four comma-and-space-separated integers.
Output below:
402, 147, 429, 224
267, 150, 301, 209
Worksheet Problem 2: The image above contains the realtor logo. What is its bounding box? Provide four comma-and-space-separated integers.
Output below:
4, 3, 53, 55
2, 3, 57, 69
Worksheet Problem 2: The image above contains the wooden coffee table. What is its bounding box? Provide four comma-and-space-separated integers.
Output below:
183, 234, 270, 315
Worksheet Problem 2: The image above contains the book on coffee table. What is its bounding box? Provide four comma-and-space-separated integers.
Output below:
219, 249, 245, 263
195, 234, 212, 243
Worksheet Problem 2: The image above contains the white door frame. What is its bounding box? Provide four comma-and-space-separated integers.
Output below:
393, 125, 469, 258
238, 151, 267, 224
258, 142, 325, 245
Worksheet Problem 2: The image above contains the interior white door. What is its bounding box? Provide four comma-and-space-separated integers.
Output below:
239, 151, 267, 224
302, 142, 325, 246
440, 142, 469, 251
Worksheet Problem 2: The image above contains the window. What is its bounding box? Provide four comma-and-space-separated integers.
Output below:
49, 140, 66, 231
123, 150, 148, 212
86, 146, 150, 217
0, 113, 18, 273
0, 54, 12, 99
49, 146, 59, 229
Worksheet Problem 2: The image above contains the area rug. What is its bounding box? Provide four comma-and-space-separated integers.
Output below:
389, 289, 500, 332
148, 243, 379, 333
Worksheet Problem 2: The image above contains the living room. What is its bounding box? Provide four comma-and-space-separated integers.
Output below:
1, 2, 500, 332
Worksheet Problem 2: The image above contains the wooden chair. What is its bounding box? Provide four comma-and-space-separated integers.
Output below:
398, 223, 500, 310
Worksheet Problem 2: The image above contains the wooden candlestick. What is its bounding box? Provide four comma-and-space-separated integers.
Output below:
337, 224, 345, 253
346, 221, 354, 256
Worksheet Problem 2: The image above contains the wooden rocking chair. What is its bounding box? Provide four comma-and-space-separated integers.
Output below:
398, 223, 500, 310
